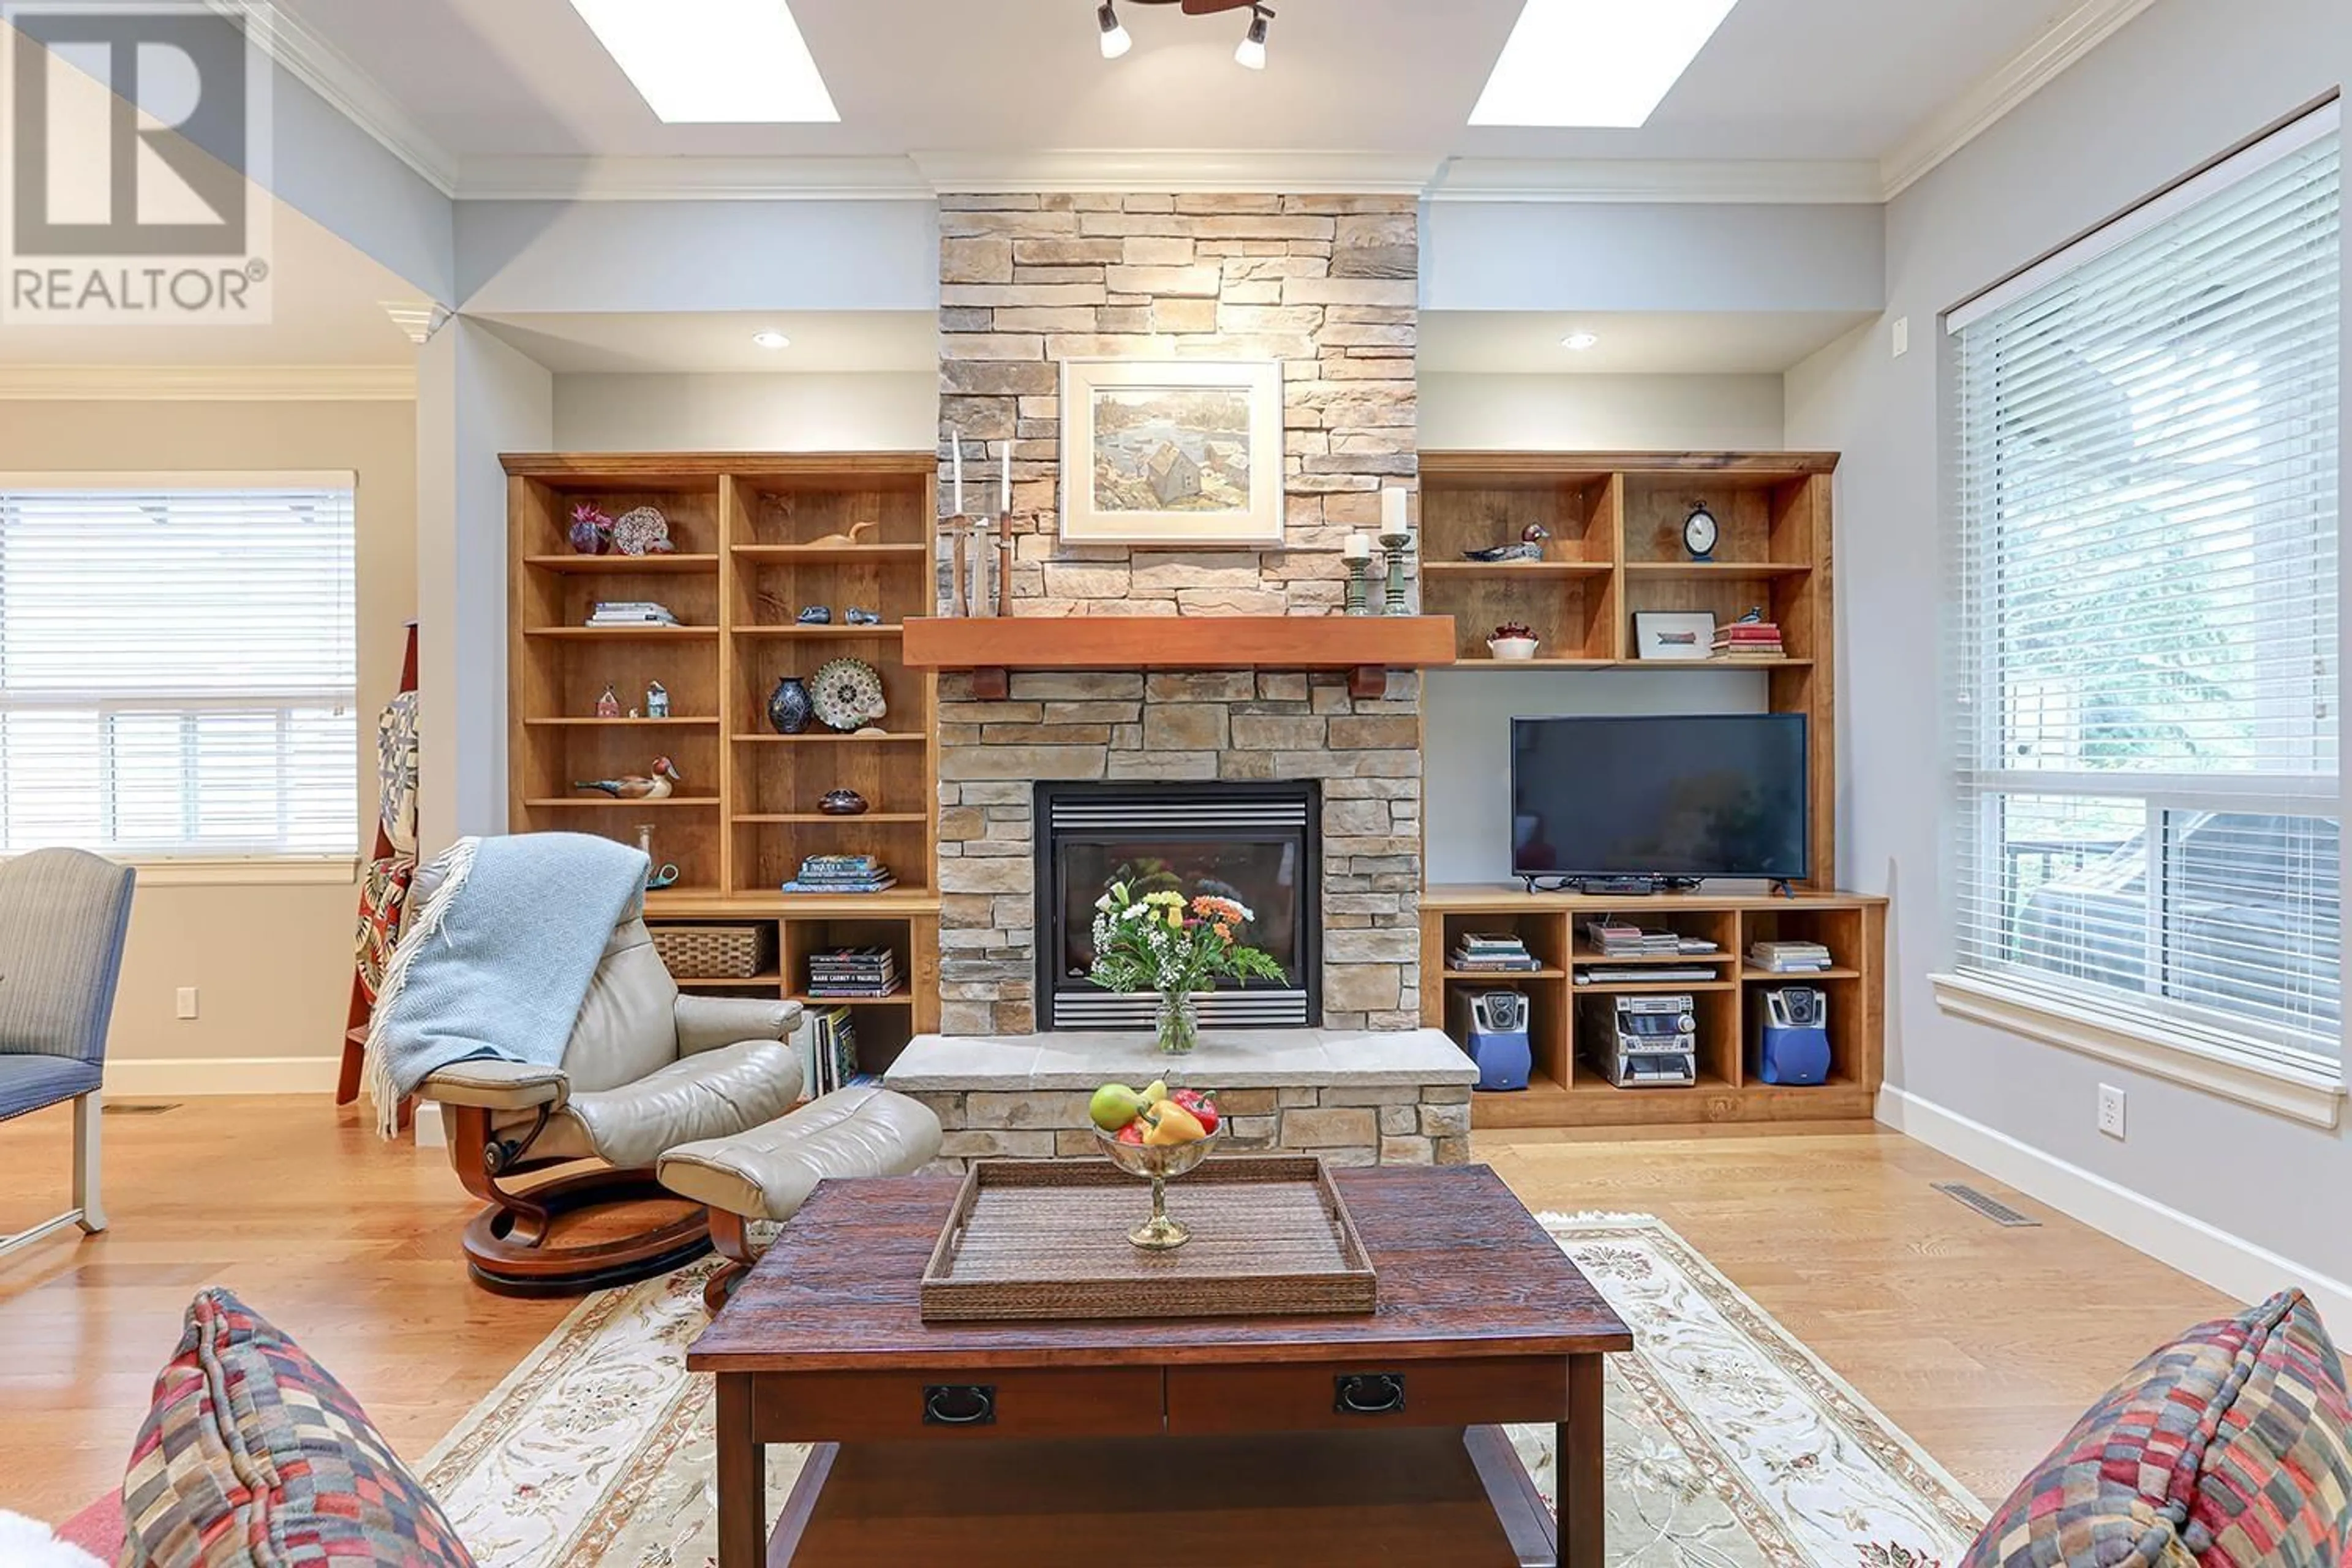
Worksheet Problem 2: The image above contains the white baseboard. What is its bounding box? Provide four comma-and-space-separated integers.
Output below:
104, 1056, 343, 1098
1879, 1085, 2352, 1329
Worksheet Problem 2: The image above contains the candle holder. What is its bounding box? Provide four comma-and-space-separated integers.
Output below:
1344, 556, 1373, 616
1379, 530, 1414, 616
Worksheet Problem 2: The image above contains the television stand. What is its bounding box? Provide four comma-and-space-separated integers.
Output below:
1520, 875, 1705, 897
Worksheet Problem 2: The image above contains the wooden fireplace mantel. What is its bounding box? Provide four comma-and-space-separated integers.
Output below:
903, 615, 1458, 699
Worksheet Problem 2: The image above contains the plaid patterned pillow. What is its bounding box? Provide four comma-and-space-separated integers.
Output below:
1964, 1289, 2352, 1568
121, 1289, 475, 1568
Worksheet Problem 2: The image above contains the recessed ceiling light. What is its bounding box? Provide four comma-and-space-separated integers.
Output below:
752, 331, 791, 350
568, 0, 839, 123
1561, 331, 1600, 352
1471, 0, 1739, 127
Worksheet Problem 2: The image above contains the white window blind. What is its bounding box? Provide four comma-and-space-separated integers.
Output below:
1948, 107, 2342, 1080
0, 475, 358, 862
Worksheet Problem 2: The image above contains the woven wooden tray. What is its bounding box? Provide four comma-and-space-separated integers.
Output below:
918, 1156, 1378, 1323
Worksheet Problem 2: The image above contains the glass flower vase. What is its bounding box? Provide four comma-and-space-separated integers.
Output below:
1155, 993, 1201, 1055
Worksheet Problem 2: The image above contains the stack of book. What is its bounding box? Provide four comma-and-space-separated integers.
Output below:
1749, 940, 1834, 974
807, 947, 900, 999
782, 854, 899, 895
1712, 620, 1785, 660
1450, 932, 1541, 972
795, 1006, 875, 1102
1583, 919, 1682, 959
586, 600, 681, 628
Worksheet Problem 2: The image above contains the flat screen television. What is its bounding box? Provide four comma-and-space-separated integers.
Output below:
1511, 715, 1809, 884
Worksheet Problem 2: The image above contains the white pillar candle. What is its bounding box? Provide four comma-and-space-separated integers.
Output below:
1343, 533, 1373, 561
1381, 487, 1411, 534
950, 426, 964, 515
1000, 441, 1012, 517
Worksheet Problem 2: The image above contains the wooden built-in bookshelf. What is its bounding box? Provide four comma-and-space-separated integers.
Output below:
1422, 887, 1885, 1132
505, 453, 943, 1060
1421, 452, 1838, 886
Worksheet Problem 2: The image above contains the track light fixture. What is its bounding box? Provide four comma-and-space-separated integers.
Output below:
1092, 1, 1274, 70
1098, 1, 1133, 59
1235, 6, 1270, 69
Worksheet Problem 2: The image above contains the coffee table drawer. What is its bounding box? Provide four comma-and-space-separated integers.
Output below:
752, 1367, 1164, 1442
1166, 1359, 1566, 1435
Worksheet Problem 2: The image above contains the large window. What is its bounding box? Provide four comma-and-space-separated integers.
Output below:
0, 475, 358, 863
1947, 107, 2342, 1085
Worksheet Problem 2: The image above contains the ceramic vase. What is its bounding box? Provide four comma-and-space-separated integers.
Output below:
767, 676, 813, 736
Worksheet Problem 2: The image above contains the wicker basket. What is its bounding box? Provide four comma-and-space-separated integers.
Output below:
652, 923, 769, 981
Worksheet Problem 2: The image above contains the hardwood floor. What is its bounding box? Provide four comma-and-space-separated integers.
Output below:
0, 1098, 2236, 1524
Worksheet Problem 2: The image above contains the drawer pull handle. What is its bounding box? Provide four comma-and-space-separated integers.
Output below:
1334, 1373, 1408, 1416
922, 1385, 997, 1427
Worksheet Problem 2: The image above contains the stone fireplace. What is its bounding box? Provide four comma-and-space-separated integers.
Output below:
930, 190, 1426, 1041
1038, 778, 1321, 1030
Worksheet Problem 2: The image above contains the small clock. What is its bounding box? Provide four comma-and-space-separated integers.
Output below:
1683, 504, 1720, 562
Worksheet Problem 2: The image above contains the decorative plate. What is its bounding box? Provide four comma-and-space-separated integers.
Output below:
609, 506, 674, 556
810, 658, 886, 733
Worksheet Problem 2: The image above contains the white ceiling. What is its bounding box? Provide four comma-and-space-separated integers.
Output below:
475, 311, 936, 374
271, 0, 2083, 168
1420, 311, 1877, 376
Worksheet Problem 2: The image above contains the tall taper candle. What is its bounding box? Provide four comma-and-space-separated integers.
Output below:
950, 426, 964, 516
1000, 440, 1012, 518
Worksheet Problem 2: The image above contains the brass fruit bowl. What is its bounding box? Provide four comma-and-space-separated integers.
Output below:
1095, 1124, 1222, 1251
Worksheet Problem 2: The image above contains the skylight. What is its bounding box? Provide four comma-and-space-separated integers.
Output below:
1470, 0, 1740, 127
568, 0, 839, 124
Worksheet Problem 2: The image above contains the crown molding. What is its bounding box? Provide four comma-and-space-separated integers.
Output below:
1879, 0, 2161, 200
453, 155, 934, 202
203, 1, 460, 196
381, 302, 452, 345
1427, 157, 1885, 205
911, 150, 1442, 195
0, 365, 417, 401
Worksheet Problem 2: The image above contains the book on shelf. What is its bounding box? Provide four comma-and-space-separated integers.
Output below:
1451, 931, 1539, 971
1582, 919, 1682, 958
807, 946, 900, 998
784, 855, 898, 895
794, 1006, 859, 1101
586, 601, 681, 627
1748, 940, 1834, 973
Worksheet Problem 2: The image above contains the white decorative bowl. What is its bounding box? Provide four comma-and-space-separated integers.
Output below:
1487, 636, 1541, 662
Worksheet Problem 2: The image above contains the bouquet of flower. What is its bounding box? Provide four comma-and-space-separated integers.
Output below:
1089, 881, 1290, 1053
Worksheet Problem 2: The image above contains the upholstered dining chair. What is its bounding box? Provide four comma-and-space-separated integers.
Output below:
0, 848, 137, 1259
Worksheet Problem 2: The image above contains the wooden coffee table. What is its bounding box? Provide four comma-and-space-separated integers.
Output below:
688, 1164, 1632, 1568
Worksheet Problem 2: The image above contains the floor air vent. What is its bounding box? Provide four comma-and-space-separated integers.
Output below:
103, 1102, 181, 1117
1934, 1182, 2040, 1227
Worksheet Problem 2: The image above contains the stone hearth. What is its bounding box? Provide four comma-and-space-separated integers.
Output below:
885, 1029, 1476, 1168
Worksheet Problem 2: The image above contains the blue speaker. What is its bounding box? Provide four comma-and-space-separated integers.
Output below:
1453, 990, 1532, 1093
1755, 987, 1832, 1087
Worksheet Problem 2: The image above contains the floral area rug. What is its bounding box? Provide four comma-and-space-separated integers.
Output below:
417, 1213, 1987, 1567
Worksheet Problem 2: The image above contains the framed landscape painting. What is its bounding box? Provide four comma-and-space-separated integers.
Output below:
1059, 360, 1286, 546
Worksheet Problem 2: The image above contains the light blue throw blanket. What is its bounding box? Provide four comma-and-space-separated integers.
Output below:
364, 832, 650, 1136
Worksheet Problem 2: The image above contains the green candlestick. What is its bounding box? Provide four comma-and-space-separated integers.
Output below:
1379, 530, 1414, 616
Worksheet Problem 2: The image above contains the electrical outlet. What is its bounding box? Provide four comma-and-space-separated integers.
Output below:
2097, 1084, 2127, 1140
175, 987, 198, 1020
1891, 315, 1911, 358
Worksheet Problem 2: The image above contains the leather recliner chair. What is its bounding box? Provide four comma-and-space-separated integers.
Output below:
409, 861, 805, 1296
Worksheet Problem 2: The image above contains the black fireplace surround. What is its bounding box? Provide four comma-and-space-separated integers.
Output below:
1035, 780, 1322, 1030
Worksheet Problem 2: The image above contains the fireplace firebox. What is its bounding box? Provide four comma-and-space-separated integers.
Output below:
1036, 781, 1321, 1030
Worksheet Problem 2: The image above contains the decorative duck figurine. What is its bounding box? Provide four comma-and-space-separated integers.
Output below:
807, 519, 878, 550
573, 756, 682, 801
1462, 522, 1552, 564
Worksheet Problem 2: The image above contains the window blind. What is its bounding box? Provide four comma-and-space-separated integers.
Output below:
1948, 107, 2342, 1077
0, 476, 358, 861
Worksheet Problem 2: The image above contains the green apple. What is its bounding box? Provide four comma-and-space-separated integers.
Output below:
1090, 1082, 1147, 1132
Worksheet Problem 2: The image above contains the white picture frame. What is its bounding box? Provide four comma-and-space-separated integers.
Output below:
1634, 611, 1717, 662
1058, 360, 1285, 547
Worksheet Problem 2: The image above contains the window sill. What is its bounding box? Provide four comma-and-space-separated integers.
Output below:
122, 856, 360, 889
1930, 971, 2345, 1130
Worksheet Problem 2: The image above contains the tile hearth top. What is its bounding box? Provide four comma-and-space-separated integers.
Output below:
886, 1029, 1477, 1093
